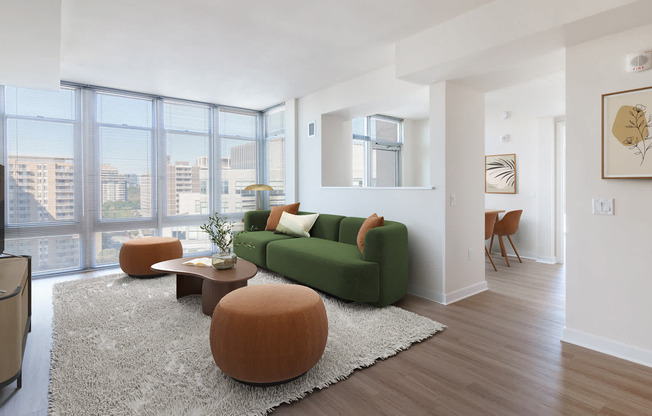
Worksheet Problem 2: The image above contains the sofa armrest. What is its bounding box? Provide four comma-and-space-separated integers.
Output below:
243, 210, 271, 231
362, 221, 409, 306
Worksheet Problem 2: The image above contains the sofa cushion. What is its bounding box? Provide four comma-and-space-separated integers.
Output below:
275, 212, 310, 238
267, 238, 380, 303
304, 213, 346, 241
234, 231, 294, 268
277, 212, 319, 237
244, 210, 272, 232
338, 217, 366, 245
356, 214, 385, 253
265, 203, 300, 231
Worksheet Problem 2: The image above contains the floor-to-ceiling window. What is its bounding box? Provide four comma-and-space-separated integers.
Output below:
94, 92, 157, 266
0, 84, 283, 275
3, 86, 82, 273
160, 100, 213, 255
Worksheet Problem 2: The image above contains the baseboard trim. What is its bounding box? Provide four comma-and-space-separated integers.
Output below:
489, 250, 537, 261
407, 284, 445, 305
444, 281, 488, 305
536, 257, 557, 264
562, 328, 652, 368
408, 280, 489, 306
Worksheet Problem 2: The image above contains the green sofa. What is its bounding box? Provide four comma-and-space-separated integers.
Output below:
234, 210, 408, 307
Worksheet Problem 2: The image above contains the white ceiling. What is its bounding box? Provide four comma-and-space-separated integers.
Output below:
485, 70, 565, 118
59, 0, 492, 110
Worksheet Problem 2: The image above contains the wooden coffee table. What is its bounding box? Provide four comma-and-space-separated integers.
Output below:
150, 257, 258, 316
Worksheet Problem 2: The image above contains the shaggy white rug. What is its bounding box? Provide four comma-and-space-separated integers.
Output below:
49, 270, 445, 415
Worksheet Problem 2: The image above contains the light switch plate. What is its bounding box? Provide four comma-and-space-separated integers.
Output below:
592, 198, 614, 215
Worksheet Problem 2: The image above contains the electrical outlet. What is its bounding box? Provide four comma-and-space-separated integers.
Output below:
467, 248, 473, 261
450, 194, 456, 207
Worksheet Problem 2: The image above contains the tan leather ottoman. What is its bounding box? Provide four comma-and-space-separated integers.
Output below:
210, 284, 328, 385
119, 237, 183, 277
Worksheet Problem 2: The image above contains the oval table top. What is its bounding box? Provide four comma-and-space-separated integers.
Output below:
150, 256, 257, 284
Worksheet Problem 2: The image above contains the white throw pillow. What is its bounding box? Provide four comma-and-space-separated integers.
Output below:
282, 212, 319, 233
275, 212, 320, 238
276, 213, 309, 238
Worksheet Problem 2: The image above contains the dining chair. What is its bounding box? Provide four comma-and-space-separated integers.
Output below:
485, 211, 498, 271
490, 209, 523, 267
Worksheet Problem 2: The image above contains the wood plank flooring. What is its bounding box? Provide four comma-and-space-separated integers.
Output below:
2, 259, 652, 415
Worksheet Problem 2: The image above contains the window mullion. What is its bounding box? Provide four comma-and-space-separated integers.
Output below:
77, 88, 91, 269
155, 99, 165, 233
365, 117, 372, 187
87, 88, 100, 267
0, 85, 5, 167
258, 112, 266, 209
212, 106, 221, 216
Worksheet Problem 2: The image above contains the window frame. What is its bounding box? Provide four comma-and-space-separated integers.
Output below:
352, 114, 403, 187
160, 99, 213, 220
3, 85, 84, 274
216, 106, 261, 216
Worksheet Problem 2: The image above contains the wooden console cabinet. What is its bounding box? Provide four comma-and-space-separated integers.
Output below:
0, 255, 31, 390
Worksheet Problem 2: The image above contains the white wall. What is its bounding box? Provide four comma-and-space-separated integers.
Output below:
297, 68, 486, 304
403, 119, 430, 187
441, 82, 486, 297
321, 115, 351, 186
565, 23, 652, 366
1, 0, 62, 90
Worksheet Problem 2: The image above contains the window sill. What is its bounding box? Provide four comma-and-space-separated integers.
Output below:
320, 186, 435, 190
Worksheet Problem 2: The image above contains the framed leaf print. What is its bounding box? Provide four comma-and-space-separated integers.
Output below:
602, 86, 652, 178
485, 154, 516, 194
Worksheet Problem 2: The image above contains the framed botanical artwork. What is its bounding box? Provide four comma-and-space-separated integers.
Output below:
602, 86, 652, 178
485, 154, 516, 194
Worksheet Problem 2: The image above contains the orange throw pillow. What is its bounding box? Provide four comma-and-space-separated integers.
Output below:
357, 213, 385, 253
265, 202, 301, 231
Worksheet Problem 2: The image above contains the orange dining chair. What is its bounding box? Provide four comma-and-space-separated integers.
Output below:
490, 210, 523, 267
485, 211, 498, 271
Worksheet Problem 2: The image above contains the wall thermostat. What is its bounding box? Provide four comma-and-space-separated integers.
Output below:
626, 50, 651, 72
308, 121, 315, 137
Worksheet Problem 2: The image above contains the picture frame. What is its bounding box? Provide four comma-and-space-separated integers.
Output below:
602, 86, 652, 179
485, 153, 516, 194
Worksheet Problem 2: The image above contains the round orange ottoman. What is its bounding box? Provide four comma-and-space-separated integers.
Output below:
119, 237, 182, 277
210, 284, 328, 385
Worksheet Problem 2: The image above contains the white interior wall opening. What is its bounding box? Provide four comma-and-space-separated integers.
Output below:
484, 72, 565, 266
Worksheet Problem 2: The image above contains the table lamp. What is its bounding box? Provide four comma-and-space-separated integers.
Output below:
244, 184, 273, 210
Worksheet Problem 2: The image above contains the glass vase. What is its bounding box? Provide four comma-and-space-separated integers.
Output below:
212, 251, 237, 270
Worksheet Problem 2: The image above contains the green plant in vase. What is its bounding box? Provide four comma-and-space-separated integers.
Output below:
200, 213, 239, 270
